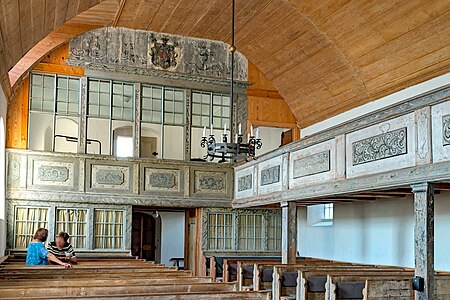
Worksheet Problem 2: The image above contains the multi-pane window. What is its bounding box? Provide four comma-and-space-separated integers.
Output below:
324, 203, 334, 220
191, 91, 231, 128
94, 209, 124, 249
267, 214, 282, 251
56, 208, 88, 249
238, 214, 263, 250
28, 73, 80, 153
14, 206, 49, 249
140, 84, 185, 160
208, 213, 234, 250
141, 85, 163, 123
87, 79, 134, 156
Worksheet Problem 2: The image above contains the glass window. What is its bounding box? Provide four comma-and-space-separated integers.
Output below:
14, 206, 49, 249
208, 213, 234, 250
238, 214, 263, 250
87, 79, 134, 156
94, 209, 124, 249
56, 208, 88, 249
324, 203, 334, 220
140, 84, 185, 160
28, 73, 80, 153
267, 214, 282, 251
191, 91, 231, 128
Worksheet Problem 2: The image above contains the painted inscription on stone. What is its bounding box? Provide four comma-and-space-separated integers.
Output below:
352, 127, 407, 166
237, 174, 252, 192
260, 166, 280, 186
293, 151, 330, 179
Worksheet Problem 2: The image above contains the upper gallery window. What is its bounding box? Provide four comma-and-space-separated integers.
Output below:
28, 73, 80, 153
191, 91, 231, 160
140, 84, 185, 160
86, 79, 135, 156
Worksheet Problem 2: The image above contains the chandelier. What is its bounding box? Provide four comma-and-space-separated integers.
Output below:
200, 0, 262, 162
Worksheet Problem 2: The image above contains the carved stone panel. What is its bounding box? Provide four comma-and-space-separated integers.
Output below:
346, 113, 415, 178
293, 151, 330, 179
194, 171, 227, 194
143, 167, 180, 193
69, 27, 248, 81
31, 160, 75, 188
442, 115, 450, 146
237, 174, 252, 192
260, 166, 280, 186
90, 165, 130, 190
352, 127, 408, 166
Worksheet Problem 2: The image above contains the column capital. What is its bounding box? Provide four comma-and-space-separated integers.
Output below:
411, 182, 434, 193
280, 201, 289, 208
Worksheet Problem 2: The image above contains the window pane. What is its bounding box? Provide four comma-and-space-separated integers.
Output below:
14, 207, 49, 249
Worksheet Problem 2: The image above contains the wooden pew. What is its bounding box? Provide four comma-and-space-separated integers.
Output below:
0, 282, 239, 298
0, 291, 272, 300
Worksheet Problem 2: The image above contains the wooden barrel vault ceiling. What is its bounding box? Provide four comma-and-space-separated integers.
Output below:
1, 0, 449, 128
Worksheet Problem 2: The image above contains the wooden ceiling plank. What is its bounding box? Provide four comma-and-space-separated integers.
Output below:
42, 0, 57, 46
30, 0, 45, 46
129, 0, 162, 30
1, 0, 22, 67
115, 0, 141, 27
146, 0, 180, 33
65, 0, 80, 21
197, 1, 232, 40
176, 0, 221, 37
214, 0, 271, 43
54, 0, 70, 29
159, 0, 199, 34
18, 0, 33, 54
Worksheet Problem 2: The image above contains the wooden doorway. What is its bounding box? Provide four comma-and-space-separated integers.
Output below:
132, 212, 159, 261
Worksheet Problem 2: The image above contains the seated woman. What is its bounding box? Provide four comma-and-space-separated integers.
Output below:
26, 228, 72, 268
47, 231, 77, 263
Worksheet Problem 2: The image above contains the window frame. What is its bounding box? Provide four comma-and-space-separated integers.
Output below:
55, 207, 89, 249
93, 208, 126, 250
13, 206, 50, 249
28, 72, 81, 153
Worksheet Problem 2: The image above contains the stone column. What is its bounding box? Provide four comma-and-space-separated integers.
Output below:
133, 82, 141, 158
281, 201, 297, 264
411, 182, 435, 300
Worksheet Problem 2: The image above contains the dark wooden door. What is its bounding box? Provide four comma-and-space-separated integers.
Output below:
131, 212, 156, 261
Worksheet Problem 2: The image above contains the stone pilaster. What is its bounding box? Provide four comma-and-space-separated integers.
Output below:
411, 182, 434, 300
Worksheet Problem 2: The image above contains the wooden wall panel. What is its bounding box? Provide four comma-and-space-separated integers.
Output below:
247, 62, 299, 140
6, 77, 28, 149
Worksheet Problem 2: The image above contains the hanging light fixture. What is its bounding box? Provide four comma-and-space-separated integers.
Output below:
200, 0, 262, 162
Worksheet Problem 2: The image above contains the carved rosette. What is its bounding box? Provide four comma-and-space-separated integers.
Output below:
352, 127, 407, 166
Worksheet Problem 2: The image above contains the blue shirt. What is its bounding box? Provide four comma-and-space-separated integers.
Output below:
26, 242, 49, 265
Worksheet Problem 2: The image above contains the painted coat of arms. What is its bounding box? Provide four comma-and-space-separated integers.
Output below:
150, 37, 178, 69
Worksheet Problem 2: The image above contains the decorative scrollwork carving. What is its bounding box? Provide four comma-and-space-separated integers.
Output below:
442, 115, 450, 146
352, 127, 407, 166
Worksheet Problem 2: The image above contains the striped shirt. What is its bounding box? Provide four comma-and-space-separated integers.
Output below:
47, 242, 76, 258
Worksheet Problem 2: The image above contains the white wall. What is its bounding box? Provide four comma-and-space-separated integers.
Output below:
257, 126, 288, 156
159, 211, 185, 267
301, 72, 450, 137
298, 192, 450, 271
0, 86, 7, 257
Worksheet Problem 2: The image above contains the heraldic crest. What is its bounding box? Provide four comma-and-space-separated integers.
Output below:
150, 36, 178, 69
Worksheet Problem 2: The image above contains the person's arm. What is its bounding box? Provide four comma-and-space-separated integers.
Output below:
68, 255, 77, 263
47, 253, 72, 268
